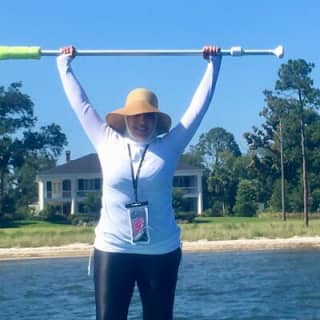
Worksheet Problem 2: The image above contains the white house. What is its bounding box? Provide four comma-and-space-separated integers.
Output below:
36, 153, 204, 215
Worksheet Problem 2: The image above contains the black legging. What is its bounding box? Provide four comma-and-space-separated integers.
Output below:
93, 247, 181, 320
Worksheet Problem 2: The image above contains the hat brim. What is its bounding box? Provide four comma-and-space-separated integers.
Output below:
106, 101, 171, 135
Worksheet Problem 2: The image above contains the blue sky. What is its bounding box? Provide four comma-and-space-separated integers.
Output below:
1, 0, 320, 163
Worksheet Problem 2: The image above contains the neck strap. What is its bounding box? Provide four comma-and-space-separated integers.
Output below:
127, 144, 149, 202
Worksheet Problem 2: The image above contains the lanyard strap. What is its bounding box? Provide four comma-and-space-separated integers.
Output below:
127, 144, 149, 202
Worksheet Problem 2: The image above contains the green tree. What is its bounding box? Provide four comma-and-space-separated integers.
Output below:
244, 59, 320, 226
194, 127, 241, 170
0, 82, 68, 218
234, 179, 258, 217
12, 155, 55, 216
179, 150, 204, 169
190, 127, 242, 213
207, 151, 243, 215
276, 59, 320, 226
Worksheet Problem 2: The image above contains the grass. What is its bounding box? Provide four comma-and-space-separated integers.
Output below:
181, 216, 320, 241
0, 216, 319, 248
0, 220, 94, 248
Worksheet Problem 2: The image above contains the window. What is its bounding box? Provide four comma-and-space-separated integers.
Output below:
77, 178, 101, 197
52, 181, 62, 199
62, 180, 71, 198
173, 176, 196, 187
173, 176, 197, 194
46, 181, 52, 199
63, 180, 71, 190
53, 182, 61, 194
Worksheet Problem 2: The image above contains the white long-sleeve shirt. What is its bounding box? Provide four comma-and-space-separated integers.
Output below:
57, 55, 221, 254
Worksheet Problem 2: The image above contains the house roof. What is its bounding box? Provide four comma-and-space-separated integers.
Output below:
39, 153, 201, 176
40, 153, 101, 175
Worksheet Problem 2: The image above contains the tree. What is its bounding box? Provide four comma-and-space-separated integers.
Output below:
233, 179, 258, 217
190, 127, 242, 215
12, 155, 56, 215
179, 149, 204, 169
275, 59, 320, 226
0, 82, 68, 218
207, 151, 244, 215
194, 127, 241, 170
244, 59, 320, 226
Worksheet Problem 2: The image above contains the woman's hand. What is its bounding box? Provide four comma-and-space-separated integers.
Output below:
202, 45, 220, 61
59, 46, 76, 59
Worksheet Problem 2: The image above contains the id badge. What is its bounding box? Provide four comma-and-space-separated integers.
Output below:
125, 201, 150, 244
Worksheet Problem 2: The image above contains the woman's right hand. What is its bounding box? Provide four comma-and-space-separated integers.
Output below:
59, 46, 76, 59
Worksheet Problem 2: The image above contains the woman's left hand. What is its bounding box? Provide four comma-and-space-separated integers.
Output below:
59, 46, 77, 59
202, 45, 220, 61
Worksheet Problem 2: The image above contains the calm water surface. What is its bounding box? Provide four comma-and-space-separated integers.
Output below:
1, 249, 320, 319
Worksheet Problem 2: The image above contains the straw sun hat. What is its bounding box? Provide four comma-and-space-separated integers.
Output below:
106, 88, 172, 135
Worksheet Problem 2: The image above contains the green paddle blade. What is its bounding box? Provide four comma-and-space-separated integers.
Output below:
0, 46, 41, 60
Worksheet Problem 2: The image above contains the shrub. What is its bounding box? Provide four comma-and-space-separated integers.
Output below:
39, 204, 69, 223
175, 211, 196, 223
69, 213, 99, 226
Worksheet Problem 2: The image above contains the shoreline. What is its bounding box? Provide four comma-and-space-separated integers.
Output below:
1, 236, 320, 261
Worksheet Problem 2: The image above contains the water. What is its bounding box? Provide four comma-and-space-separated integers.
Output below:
1, 250, 320, 319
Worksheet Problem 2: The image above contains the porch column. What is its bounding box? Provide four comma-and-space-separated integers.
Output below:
197, 174, 203, 215
70, 178, 77, 215
38, 181, 45, 211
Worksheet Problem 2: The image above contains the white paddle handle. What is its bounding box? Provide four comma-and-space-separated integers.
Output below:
0, 45, 284, 60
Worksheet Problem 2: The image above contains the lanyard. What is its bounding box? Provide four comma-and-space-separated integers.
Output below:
127, 144, 149, 202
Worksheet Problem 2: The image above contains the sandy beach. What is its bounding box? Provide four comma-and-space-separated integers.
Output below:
1, 236, 320, 261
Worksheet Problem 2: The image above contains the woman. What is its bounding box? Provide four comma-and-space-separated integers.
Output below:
57, 45, 222, 320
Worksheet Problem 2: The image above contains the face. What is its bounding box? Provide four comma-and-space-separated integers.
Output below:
126, 113, 157, 141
